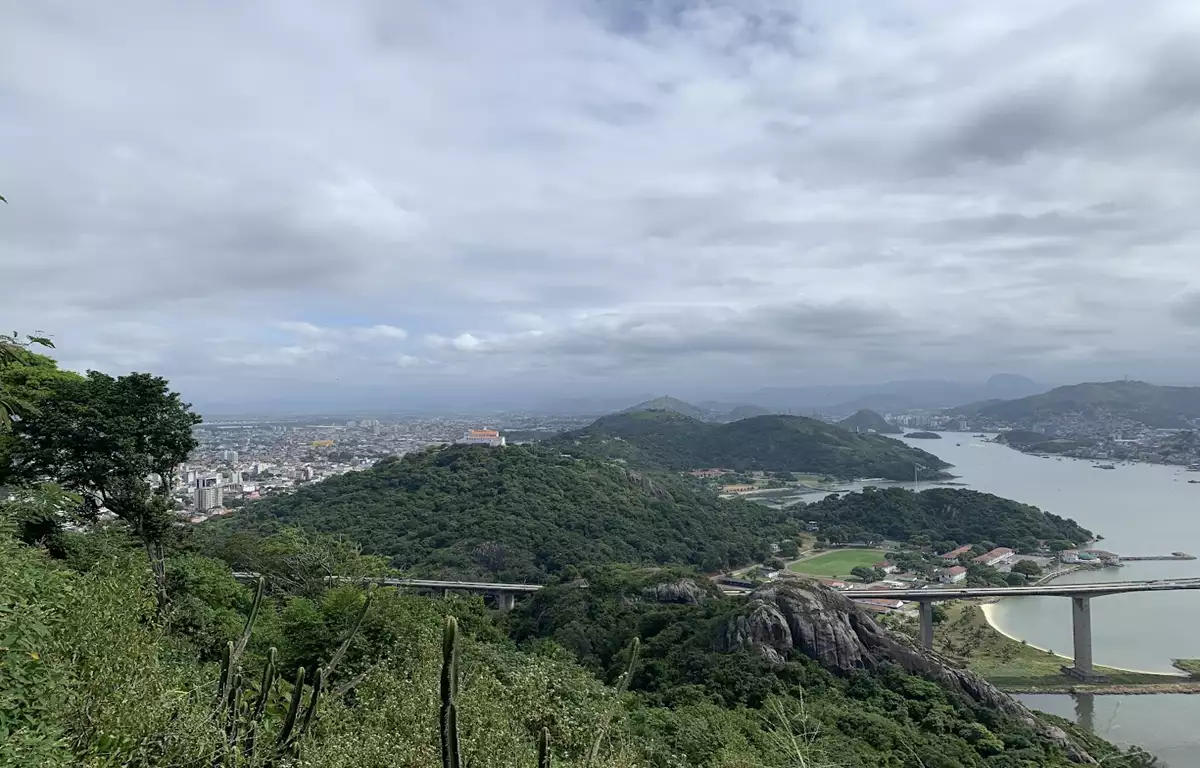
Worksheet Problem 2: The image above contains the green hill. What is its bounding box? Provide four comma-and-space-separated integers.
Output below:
723, 403, 777, 421
204, 444, 796, 581
951, 380, 1200, 429
622, 395, 709, 420
837, 408, 902, 434
803, 486, 1092, 550
547, 411, 951, 480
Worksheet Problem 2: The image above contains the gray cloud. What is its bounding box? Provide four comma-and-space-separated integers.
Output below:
5, 0, 1200, 411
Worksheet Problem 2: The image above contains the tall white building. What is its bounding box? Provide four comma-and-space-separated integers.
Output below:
457, 429, 506, 447
194, 476, 223, 511
221, 450, 239, 463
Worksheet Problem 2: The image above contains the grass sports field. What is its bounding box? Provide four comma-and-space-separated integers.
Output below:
788, 548, 885, 578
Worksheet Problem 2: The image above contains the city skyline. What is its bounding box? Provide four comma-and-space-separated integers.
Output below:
7, 1, 1200, 411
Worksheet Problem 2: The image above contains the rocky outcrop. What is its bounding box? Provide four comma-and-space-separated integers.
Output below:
622, 469, 675, 502
642, 578, 709, 605
715, 577, 1097, 764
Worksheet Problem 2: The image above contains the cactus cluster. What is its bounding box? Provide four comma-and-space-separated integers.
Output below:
216, 579, 638, 767
212, 577, 374, 766
437, 615, 640, 768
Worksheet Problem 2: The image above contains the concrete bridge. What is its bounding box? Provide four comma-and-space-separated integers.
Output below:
232, 570, 1200, 681
231, 572, 540, 611
846, 578, 1200, 681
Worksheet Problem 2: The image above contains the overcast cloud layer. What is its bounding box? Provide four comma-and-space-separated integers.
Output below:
5, 0, 1200, 412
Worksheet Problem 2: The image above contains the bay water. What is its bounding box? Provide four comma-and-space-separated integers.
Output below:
894, 433, 1200, 762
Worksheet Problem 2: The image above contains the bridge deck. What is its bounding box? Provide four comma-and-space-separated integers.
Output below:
845, 578, 1200, 601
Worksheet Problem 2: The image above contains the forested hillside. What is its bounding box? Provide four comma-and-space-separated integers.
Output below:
0, 339, 1152, 767
548, 410, 950, 480
505, 567, 1152, 767
205, 444, 796, 580
802, 486, 1093, 551
950, 380, 1200, 429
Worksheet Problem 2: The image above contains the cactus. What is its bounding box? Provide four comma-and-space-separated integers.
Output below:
586, 637, 640, 767
323, 584, 375, 680
293, 668, 324, 748
538, 726, 552, 768
210, 575, 374, 766
274, 666, 307, 752
215, 576, 264, 715
440, 616, 462, 768
252, 647, 278, 723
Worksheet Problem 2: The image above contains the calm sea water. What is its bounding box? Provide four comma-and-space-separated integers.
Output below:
895, 433, 1200, 763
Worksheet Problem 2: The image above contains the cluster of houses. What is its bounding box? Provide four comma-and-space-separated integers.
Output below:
934, 545, 1017, 584
730, 540, 1109, 618
1060, 548, 1121, 565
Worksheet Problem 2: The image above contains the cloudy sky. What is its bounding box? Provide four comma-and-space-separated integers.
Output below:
5, 0, 1200, 413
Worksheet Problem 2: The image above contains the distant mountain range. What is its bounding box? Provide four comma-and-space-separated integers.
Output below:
546, 410, 950, 481
948, 380, 1200, 429
748, 374, 1047, 415
527, 375, 1047, 418
837, 409, 902, 434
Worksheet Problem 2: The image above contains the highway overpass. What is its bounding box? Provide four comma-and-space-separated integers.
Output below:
232, 571, 1200, 681
844, 578, 1200, 681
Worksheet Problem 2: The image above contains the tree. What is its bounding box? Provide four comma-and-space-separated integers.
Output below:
1011, 559, 1042, 577
0, 332, 56, 430
1005, 571, 1028, 586
6, 370, 201, 608
1046, 539, 1075, 552
850, 566, 877, 583
778, 539, 800, 558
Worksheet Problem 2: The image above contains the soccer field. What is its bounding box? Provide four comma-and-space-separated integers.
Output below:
788, 549, 885, 578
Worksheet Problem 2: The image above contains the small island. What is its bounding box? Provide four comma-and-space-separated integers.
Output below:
904, 431, 942, 439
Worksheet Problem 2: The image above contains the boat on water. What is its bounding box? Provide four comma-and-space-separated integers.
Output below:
1094, 463, 1116, 470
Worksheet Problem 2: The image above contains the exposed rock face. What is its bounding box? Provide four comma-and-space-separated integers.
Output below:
642, 578, 708, 605
715, 577, 1097, 764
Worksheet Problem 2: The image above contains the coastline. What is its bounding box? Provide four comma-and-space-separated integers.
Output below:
980, 601, 1187, 678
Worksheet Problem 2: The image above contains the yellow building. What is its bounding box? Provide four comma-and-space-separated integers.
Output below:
311, 439, 335, 447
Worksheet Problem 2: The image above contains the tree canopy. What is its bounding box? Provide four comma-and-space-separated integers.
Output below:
205, 444, 799, 582
803, 486, 1092, 550
547, 410, 951, 480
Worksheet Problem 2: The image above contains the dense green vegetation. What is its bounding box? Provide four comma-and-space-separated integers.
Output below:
903, 431, 941, 439
951, 380, 1200, 429
548, 410, 951, 480
205, 444, 797, 580
506, 568, 1155, 767
0, 512, 720, 768
802, 487, 1092, 551
0, 342, 1156, 767
838, 409, 902, 434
